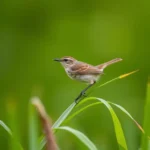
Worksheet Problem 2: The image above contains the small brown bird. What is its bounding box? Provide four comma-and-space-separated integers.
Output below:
54, 56, 122, 103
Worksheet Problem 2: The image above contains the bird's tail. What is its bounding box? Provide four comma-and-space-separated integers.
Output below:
96, 58, 122, 70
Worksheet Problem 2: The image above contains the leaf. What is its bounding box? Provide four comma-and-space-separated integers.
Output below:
32, 97, 58, 150
141, 82, 150, 150
0, 120, 12, 135
65, 98, 149, 150
52, 102, 76, 128
29, 97, 40, 150
119, 70, 139, 79
39, 102, 76, 150
6, 101, 22, 150
110, 102, 145, 134
39, 70, 138, 149
0, 120, 23, 150
82, 97, 128, 150
64, 102, 101, 124
55, 126, 98, 150
65, 100, 146, 140
88, 70, 139, 96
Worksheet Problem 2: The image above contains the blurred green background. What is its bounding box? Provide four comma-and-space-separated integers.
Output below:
0, 0, 150, 149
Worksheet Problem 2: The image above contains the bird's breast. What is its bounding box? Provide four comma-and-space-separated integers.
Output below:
75, 74, 100, 83
65, 68, 100, 83
65, 68, 76, 79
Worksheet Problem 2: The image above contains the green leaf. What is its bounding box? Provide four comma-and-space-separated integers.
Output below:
6, 101, 22, 150
64, 100, 146, 140
110, 102, 145, 134
0, 120, 23, 150
82, 97, 128, 150
88, 70, 139, 96
52, 102, 76, 128
64, 98, 148, 150
0, 120, 12, 135
39, 102, 76, 150
141, 82, 150, 150
64, 102, 101, 124
39, 71, 138, 149
55, 126, 98, 150
29, 97, 40, 150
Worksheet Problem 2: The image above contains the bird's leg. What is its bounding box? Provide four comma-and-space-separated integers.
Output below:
75, 82, 95, 103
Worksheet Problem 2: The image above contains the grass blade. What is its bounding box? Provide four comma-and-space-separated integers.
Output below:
63, 102, 101, 124
7, 101, 22, 150
110, 102, 145, 134
55, 126, 98, 150
95, 97, 128, 150
52, 102, 76, 128
0, 120, 12, 135
88, 70, 139, 96
39, 71, 138, 149
39, 136, 45, 150
64, 100, 146, 139
141, 81, 150, 150
0, 120, 23, 150
39, 102, 76, 149
32, 98, 58, 150
81, 97, 128, 150
29, 97, 39, 150
66, 98, 149, 149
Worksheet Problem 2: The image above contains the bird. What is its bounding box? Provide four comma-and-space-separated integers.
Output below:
54, 56, 122, 103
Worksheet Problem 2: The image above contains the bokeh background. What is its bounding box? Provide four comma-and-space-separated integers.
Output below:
0, 0, 150, 149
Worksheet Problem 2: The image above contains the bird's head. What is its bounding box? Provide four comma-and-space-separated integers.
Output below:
54, 56, 77, 68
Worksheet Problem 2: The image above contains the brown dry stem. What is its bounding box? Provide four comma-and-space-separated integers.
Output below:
32, 97, 58, 150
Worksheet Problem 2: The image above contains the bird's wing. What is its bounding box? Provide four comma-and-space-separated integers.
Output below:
71, 62, 101, 75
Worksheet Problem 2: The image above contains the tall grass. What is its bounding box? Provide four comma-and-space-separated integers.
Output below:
0, 70, 149, 150
141, 80, 150, 150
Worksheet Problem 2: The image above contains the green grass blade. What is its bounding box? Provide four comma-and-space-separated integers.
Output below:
61, 100, 147, 149
55, 126, 98, 150
39, 136, 46, 150
52, 102, 76, 128
0, 120, 23, 150
64, 102, 101, 124
39, 135, 46, 150
82, 97, 128, 150
88, 70, 139, 96
39, 102, 76, 149
7, 102, 22, 150
39, 71, 138, 149
63, 100, 146, 140
68, 98, 148, 149
95, 97, 128, 150
110, 102, 145, 134
29, 97, 39, 150
0, 120, 12, 135
141, 82, 150, 150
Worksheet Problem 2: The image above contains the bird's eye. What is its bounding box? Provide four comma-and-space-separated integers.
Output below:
64, 59, 68, 62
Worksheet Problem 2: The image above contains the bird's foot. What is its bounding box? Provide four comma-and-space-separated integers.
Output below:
81, 91, 87, 97
75, 91, 87, 104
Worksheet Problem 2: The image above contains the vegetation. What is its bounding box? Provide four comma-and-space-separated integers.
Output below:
1, 71, 149, 150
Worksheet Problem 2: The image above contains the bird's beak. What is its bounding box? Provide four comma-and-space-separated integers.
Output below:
53, 58, 61, 62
